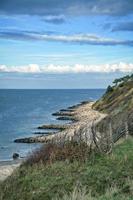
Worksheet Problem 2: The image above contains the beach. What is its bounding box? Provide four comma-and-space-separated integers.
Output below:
0, 160, 21, 181
14, 101, 107, 145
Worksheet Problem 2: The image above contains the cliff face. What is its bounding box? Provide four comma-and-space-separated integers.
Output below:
93, 74, 133, 137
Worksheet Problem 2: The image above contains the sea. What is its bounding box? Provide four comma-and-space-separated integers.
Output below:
0, 89, 105, 161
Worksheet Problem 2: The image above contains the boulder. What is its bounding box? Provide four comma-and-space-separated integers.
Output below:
13, 153, 19, 159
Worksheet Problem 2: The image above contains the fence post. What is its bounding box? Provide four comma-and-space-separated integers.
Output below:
91, 120, 102, 153
109, 122, 113, 146
125, 122, 129, 139
108, 122, 113, 153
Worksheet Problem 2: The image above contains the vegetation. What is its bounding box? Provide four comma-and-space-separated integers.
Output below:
113, 74, 133, 85
106, 85, 114, 93
93, 73, 133, 137
113, 74, 133, 86
0, 138, 133, 200
94, 73, 133, 113
55, 183, 133, 200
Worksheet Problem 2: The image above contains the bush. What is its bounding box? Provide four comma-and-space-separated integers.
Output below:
25, 141, 90, 166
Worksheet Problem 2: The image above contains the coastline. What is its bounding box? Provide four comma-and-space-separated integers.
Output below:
14, 101, 107, 145
0, 100, 106, 181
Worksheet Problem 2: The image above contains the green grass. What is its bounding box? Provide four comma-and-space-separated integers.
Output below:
54, 183, 133, 200
0, 138, 133, 200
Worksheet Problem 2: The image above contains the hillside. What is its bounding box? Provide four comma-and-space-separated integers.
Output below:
93, 74, 133, 139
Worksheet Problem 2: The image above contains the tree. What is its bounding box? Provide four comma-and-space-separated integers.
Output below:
106, 85, 113, 93
113, 78, 122, 86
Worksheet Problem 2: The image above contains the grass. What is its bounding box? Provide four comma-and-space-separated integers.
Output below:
93, 79, 133, 114
54, 183, 133, 200
0, 137, 133, 200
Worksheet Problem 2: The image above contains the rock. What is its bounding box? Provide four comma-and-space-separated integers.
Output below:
13, 153, 19, 159
80, 101, 89, 105
56, 116, 77, 122
67, 101, 89, 110
67, 103, 81, 109
14, 137, 36, 143
14, 135, 50, 143
59, 109, 74, 112
38, 124, 68, 131
33, 131, 57, 135
52, 111, 75, 117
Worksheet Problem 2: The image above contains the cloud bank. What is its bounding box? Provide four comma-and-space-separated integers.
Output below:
0, 31, 133, 46
0, 63, 133, 74
0, 0, 133, 16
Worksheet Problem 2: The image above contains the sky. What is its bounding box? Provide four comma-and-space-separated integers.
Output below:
0, 0, 133, 89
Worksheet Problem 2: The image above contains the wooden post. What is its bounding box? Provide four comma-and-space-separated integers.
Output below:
106, 122, 113, 153
109, 122, 113, 147
125, 122, 129, 139
91, 120, 102, 153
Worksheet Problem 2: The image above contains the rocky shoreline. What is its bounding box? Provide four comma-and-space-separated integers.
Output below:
0, 100, 106, 181
14, 101, 107, 145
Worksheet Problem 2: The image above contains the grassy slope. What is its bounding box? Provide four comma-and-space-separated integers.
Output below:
93, 80, 133, 114
93, 79, 133, 136
0, 138, 133, 200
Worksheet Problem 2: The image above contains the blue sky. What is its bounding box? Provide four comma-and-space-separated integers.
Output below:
0, 0, 133, 88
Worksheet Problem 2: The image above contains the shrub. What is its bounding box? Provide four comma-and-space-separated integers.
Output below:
25, 141, 90, 166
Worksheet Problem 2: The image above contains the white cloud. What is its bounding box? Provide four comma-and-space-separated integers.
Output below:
0, 64, 41, 73
1, 31, 133, 46
32, 34, 133, 46
0, 62, 133, 74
